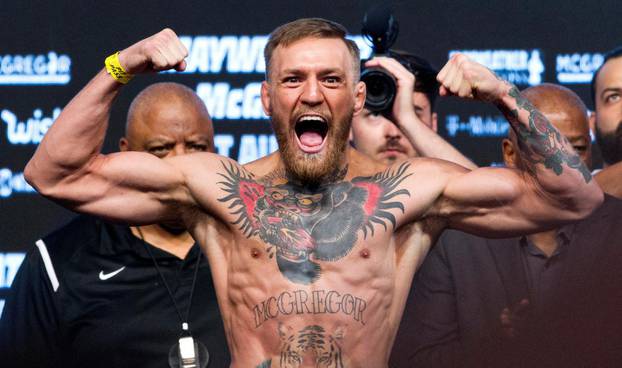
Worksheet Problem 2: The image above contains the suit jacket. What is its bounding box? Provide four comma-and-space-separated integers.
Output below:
390, 195, 622, 368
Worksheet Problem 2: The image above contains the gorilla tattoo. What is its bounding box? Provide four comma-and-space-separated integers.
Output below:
217, 162, 411, 284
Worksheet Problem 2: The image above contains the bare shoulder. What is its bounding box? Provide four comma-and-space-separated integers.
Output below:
406, 156, 471, 176
165, 151, 240, 174
386, 157, 478, 226
161, 152, 256, 216
165, 151, 272, 185
380, 157, 472, 195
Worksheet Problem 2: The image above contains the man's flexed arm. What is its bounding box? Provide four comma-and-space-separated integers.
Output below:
438, 53, 595, 191
422, 54, 602, 235
24, 29, 194, 223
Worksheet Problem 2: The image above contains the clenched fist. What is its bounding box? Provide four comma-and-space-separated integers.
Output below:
117, 28, 188, 75
437, 53, 509, 102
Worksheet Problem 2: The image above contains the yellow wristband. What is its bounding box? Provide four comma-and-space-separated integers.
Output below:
104, 52, 133, 84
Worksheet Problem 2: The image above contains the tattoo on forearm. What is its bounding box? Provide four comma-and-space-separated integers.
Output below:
252, 289, 367, 328
500, 86, 591, 183
218, 161, 411, 284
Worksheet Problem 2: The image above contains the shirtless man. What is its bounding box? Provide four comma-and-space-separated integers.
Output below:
25, 18, 602, 367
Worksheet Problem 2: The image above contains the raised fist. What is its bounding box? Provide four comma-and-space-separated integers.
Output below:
437, 53, 508, 102
117, 28, 188, 75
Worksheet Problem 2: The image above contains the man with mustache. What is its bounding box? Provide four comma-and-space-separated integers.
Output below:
350, 52, 476, 169
591, 46, 622, 198
24, 19, 602, 367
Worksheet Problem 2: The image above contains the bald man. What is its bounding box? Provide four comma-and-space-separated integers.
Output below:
392, 84, 622, 368
0, 83, 230, 368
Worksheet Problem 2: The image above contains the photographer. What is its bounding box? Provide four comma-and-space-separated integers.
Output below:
350, 51, 476, 168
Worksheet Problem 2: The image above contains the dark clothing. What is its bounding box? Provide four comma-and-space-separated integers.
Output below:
519, 230, 570, 312
0, 215, 230, 368
390, 195, 622, 368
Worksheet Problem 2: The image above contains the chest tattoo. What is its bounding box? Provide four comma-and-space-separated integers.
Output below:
217, 162, 411, 284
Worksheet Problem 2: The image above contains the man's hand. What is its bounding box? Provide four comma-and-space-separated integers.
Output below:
117, 28, 188, 75
362, 56, 478, 169
364, 57, 420, 127
437, 53, 508, 103
499, 298, 530, 339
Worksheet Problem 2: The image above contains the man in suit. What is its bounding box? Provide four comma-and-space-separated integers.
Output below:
394, 83, 622, 368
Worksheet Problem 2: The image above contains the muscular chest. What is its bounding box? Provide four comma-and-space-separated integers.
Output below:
217, 162, 412, 286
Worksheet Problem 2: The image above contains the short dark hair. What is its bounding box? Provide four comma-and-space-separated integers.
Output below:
591, 46, 622, 106
264, 18, 360, 81
390, 50, 439, 110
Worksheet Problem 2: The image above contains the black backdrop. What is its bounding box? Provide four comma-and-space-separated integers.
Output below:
0, 0, 620, 310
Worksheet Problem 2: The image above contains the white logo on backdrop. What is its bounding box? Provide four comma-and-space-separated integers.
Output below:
196, 82, 266, 120
445, 114, 509, 138
0, 252, 25, 288
556, 53, 604, 84
449, 49, 545, 86
1, 108, 61, 145
0, 168, 35, 198
0, 52, 71, 85
214, 134, 278, 164
175, 35, 372, 75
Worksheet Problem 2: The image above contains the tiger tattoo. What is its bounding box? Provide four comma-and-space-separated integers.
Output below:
277, 323, 346, 368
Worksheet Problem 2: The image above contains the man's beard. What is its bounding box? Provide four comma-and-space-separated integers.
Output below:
273, 111, 352, 186
596, 122, 622, 165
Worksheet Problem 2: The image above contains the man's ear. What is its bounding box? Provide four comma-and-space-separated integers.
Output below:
431, 112, 438, 132
353, 81, 366, 116
589, 110, 596, 142
119, 137, 129, 152
502, 138, 517, 168
261, 81, 272, 117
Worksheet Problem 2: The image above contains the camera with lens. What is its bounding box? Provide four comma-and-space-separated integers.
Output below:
360, 5, 438, 113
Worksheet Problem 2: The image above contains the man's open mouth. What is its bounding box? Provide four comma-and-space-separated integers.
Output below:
294, 115, 329, 154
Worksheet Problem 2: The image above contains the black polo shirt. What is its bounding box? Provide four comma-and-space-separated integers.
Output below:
0, 215, 230, 368
519, 227, 572, 312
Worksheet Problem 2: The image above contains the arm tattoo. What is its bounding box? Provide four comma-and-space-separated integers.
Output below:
218, 161, 411, 284
500, 86, 591, 183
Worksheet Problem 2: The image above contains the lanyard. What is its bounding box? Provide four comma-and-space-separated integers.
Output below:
137, 227, 202, 335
